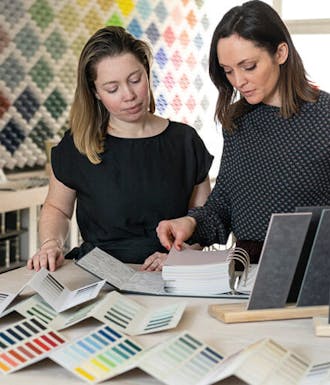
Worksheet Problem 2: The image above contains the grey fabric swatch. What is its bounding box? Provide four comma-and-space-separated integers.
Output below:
247, 213, 311, 310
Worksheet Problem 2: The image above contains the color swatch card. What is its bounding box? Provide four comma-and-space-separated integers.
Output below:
0, 264, 106, 315
199, 338, 310, 385
49, 324, 144, 383
301, 362, 330, 385
0, 316, 67, 374
0, 267, 35, 316
139, 334, 311, 385
28, 267, 106, 312
138, 331, 224, 385
8, 294, 58, 325
49, 291, 186, 335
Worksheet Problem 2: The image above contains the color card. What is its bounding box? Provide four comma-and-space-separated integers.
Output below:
49, 324, 143, 383
14, 294, 58, 325
49, 291, 186, 335
142, 304, 183, 332
98, 293, 186, 335
138, 332, 224, 385
0, 317, 67, 374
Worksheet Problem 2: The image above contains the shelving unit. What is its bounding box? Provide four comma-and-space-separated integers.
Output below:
0, 171, 80, 272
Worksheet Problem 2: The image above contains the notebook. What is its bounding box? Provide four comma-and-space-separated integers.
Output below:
75, 247, 256, 298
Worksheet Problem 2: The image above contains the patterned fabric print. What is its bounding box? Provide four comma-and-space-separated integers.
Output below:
0, 0, 215, 171
189, 91, 330, 245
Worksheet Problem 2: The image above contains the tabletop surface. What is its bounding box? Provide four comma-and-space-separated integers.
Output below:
0, 262, 329, 385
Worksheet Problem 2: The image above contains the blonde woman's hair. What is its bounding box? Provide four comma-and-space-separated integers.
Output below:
70, 26, 155, 163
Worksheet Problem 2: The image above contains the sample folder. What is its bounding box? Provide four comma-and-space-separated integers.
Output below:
75, 247, 256, 298
0, 263, 105, 315
162, 246, 256, 296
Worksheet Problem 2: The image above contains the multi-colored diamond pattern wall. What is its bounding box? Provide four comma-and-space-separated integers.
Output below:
0, 0, 216, 171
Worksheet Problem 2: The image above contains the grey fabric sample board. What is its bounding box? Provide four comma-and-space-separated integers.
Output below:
288, 206, 330, 302
247, 213, 312, 310
297, 209, 330, 306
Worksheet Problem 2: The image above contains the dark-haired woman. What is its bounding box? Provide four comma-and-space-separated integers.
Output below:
157, 0, 330, 262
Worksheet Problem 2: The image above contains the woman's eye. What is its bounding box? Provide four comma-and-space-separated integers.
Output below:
245, 64, 256, 71
130, 77, 141, 84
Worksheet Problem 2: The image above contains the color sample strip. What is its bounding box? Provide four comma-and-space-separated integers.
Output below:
143, 304, 183, 332
102, 295, 140, 331
0, 292, 17, 315
0, 317, 67, 374
302, 362, 330, 385
15, 295, 58, 325
139, 332, 224, 385
49, 324, 143, 383
98, 292, 185, 335
233, 339, 309, 384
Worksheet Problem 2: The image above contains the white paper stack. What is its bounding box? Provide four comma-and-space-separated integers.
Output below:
162, 247, 253, 296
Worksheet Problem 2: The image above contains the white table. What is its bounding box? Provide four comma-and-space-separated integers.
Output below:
0, 263, 329, 384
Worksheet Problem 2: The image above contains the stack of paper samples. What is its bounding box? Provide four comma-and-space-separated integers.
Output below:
162, 247, 256, 296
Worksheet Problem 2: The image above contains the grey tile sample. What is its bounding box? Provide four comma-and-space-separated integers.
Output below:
247, 213, 312, 310
288, 206, 330, 302
297, 209, 330, 306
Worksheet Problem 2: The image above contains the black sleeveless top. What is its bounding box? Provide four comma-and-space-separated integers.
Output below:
52, 121, 213, 263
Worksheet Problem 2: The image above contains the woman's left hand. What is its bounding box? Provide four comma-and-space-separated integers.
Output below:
140, 252, 168, 271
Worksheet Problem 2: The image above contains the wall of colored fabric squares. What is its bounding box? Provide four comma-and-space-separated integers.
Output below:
0, 0, 218, 172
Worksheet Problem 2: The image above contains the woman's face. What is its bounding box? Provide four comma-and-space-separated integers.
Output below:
217, 34, 287, 107
94, 52, 150, 123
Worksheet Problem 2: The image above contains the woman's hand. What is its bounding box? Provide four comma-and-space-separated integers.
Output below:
156, 216, 197, 251
140, 252, 168, 271
27, 240, 64, 272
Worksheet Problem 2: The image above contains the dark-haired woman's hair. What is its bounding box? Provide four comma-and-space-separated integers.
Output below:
209, 0, 319, 130
70, 26, 155, 163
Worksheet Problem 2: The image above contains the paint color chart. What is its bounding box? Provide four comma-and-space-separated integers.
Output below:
49, 324, 143, 383
138, 332, 224, 385
300, 361, 330, 385
96, 292, 186, 335
13, 294, 58, 325
207, 338, 311, 385
49, 291, 186, 335
0, 266, 105, 316
0, 316, 67, 374
28, 267, 105, 312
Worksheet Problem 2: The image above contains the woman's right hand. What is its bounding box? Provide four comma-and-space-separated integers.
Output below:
156, 216, 197, 251
27, 241, 64, 272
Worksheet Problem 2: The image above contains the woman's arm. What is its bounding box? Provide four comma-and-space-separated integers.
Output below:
27, 168, 76, 272
141, 176, 211, 271
188, 176, 211, 208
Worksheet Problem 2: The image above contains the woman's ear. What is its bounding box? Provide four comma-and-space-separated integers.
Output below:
276, 42, 289, 65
